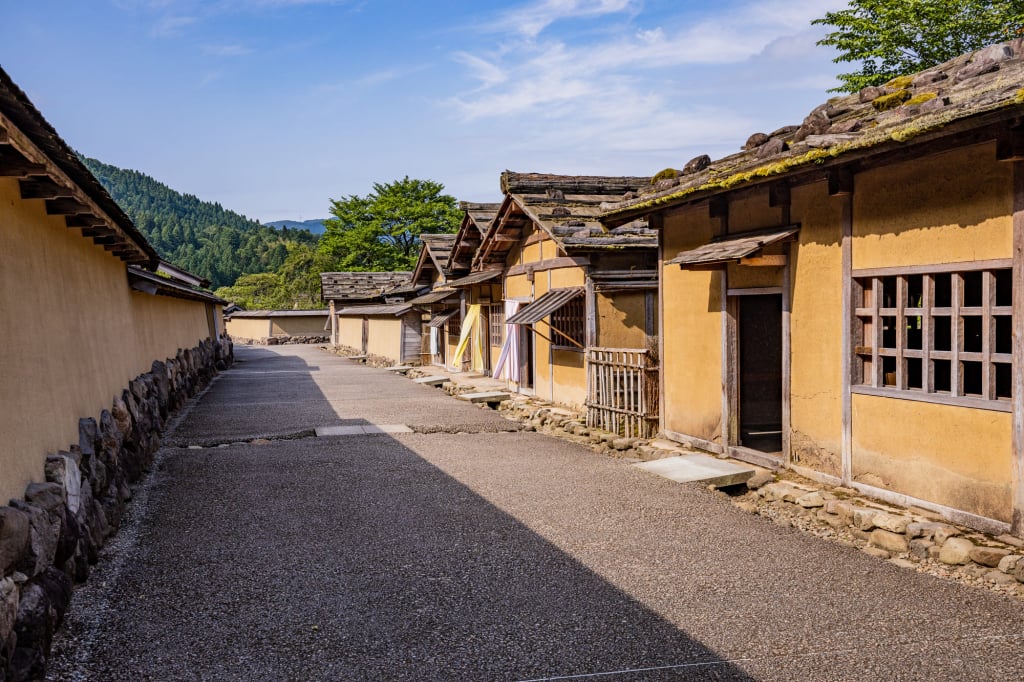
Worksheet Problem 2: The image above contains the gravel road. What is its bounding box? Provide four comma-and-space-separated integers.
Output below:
45, 345, 1024, 681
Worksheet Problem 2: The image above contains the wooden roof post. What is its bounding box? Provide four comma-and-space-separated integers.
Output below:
329, 300, 337, 346
1011, 157, 1024, 535
840, 172, 855, 486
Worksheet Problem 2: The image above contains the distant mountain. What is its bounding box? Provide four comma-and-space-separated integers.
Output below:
80, 156, 318, 289
265, 219, 327, 234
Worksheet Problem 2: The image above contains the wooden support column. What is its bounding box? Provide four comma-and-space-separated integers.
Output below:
652, 212, 667, 436
1012, 159, 1024, 535
585, 276, 597, 348
841, 184, 854, 485
782, 242, 792, 463
329, 300, 338, 346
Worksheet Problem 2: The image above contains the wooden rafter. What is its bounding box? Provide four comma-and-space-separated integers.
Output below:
20, 176, 74, 200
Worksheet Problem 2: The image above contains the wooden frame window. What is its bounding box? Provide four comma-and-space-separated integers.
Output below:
551, 296, 585, 349
853, 261, 1012, 411
489, 304, 505, 347
447, 311, 462, 339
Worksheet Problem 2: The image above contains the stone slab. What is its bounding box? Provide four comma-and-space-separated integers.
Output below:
315, 424, 413, 437
413, 376, 449, 386
633, 454, 755, 488
457, 391, 511, 403
385, 366, 414, 373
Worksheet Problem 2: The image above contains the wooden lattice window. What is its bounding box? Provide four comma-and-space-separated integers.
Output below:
853, 263, 1012, 409
448, 311, 462, 339
551, 296, 585, 348
489, 304, 505, 347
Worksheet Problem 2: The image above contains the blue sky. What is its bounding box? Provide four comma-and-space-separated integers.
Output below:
4, 0, 848, 222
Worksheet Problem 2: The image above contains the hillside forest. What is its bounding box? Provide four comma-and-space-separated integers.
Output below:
84, 157, 461, 309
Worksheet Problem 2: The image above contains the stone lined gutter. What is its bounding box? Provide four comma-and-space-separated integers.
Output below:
0, 337, 233, 681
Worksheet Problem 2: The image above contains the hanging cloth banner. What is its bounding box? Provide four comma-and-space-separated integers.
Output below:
493, 300, 521, 382
453, 304, 480, 362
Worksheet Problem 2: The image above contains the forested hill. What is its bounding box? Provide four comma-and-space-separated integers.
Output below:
80, 155, 318, 289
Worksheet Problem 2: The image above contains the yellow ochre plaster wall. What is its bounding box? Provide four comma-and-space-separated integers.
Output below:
0, 178, 214, 503
337, 316, 364, 349
366, 317, 402, 362
596, 292, 648, 349
852, 143, 1012, 270
661, 206, 724, 442
787, 182, 844, 476
226, 317, 272, 339
270, 315, 328, 336
852, 394, 1011, 521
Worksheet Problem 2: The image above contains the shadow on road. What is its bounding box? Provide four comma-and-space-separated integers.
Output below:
54, 345, 754, 681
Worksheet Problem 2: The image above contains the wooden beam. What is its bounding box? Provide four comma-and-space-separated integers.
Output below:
0, 147, 46, 177
20, 176, 74, 200
841, 189, 853, 485
997, 126, 1024, 162
768, 182, 791, 208
66, 214, 107, 228
708, 196, 728, 219
81, 226, 116, 238
46, 197, 88, 215
0, 127, 7, 144
739, 254, 787, 267
828, 168, 854, 196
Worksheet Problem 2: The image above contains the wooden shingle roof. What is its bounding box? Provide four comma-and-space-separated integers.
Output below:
410, 233, 458, 286
320, 271, 412, 302
603, 38, 1024, 226
448, 201, 501, 274
474, 173, 656, 269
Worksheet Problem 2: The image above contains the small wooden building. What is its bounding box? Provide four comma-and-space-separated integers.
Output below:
600, 40, 1024, 533
407, 232, 462, 367
451, 173, 659, 434
225, 309, 329, 344
319, 270, 412, 346
335, 303, 422, 365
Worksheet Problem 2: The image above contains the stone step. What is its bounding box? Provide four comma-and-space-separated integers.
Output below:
457, 391, 511, 404
413, 375, 449, 386
648, 438, 687, 452
386, 365, 414, 373
634, 454, 755, 488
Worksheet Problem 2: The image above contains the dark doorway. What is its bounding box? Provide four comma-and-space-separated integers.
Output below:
519, 326, 534, 390
738, 294, 782, 453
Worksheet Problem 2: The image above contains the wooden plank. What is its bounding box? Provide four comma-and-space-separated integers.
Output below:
65, 214, 107, 228
19, 176, 74, 200
0, 146, 46, 177
851, 385, 1012, 413
952, 273, 962, 397
506, 256, 590, 277
896, 276, 906, 390
585, 277, 597, 348
871, 278, 882, 387
45, 197, 88, 215
983, 270, 994, 399
828, 168, 854, 196
853, 259, 1013, 278
923, 274, 934, 393
728, 286, 783, 297
841, 192, 853, 485
781, 242, 792, 463
723, 273, 738, 448
1013, 159, 1024, 535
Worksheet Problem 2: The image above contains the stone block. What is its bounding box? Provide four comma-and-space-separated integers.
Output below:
909, 539, 933, 560
870, 529, 909, 554
852, 507, 878, 531
23, 483, 64, 515
938, 537, 974, 565
933, 525, 960, 546
969, 546, 1011, 568
611, 438, 633, 451
1, 577, 17, 651
986, 570, 1018, 586
0, 508, 30, 576
796, 492, 825, 508
862, 546, 891, 559
745, 471, 774, 490
816, 510, 845, 529
872, 512, 910, 534
44, 454, 81, 515
8, 502, 58, 579
998, 555, 1021, 574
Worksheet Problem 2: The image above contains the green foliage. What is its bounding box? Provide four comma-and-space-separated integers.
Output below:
318, 177, 461, 271
80, 155, 318, 289
814, 0, 1024, 93
213, 272, 289, 310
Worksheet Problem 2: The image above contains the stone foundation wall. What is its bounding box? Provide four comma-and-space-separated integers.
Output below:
231, 334, 328, 346
0, 335, 232, 682
329, 345, 419, 369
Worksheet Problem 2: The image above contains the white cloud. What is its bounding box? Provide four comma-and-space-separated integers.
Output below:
151, 14, 196, 37
490, 0, 637, 38
203, 43, 253, 56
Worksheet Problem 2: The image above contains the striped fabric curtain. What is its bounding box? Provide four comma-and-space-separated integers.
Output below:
493, 300, 520, 382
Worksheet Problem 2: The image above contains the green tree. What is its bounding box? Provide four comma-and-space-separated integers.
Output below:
214, 272, 289, 310
814, 0, 1024, 92
318, 177, 461, 271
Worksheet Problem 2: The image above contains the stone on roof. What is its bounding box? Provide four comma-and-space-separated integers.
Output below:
602, 37, 1024, 225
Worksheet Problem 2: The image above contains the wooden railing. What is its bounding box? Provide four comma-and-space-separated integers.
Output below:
585, 348, 659, 439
